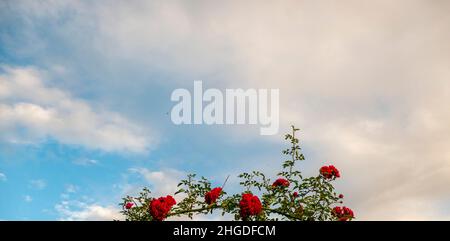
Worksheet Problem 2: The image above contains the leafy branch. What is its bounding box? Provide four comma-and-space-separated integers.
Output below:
120, 126, 354, 221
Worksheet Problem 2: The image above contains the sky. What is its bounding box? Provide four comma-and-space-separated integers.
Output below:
1, 0, 450, 220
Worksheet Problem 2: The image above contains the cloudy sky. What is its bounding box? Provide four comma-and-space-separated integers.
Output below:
1, 0, 450, 220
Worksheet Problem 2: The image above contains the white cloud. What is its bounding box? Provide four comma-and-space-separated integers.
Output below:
128, 168, 185, 198
29, 179, 46, 190
0, 66, 156, 153
0, 172, 6, 182
5, 0, 450, 220
55, 200, 123, 221
63, 0, 450, 220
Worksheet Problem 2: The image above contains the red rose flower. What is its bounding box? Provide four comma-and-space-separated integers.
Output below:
320, 165, 340, 179
272, 178, 290, 188
149, 195, 176, 221
332, 206, 354, 221
125, 202, 134, 209
239, 193, 262, 219
205, 187, 222, 205
293, 192, 299, 198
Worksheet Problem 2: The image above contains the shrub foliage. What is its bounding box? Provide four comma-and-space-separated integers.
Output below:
120, 126, 354, 221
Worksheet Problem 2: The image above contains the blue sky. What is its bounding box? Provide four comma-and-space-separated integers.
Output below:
1, 0, 450, 220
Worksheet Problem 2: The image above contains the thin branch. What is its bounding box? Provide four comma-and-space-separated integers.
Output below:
221, 175, 230, 190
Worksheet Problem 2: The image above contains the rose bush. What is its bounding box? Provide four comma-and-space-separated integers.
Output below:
120, 126, 355, 221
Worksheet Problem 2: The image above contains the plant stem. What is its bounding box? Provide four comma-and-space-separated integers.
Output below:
168, 205, 301, 221
168, 205, 218, 217
263, 208, 302, 220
